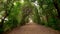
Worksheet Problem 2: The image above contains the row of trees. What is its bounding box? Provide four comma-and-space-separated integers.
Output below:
0, 0, 60, 34
0, 0, 33, 34
31, 0, 60, 30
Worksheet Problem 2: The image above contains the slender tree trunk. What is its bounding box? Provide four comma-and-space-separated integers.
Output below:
0, 0, 14, 34
53, 0, 60, 18
35, 7, 41, 24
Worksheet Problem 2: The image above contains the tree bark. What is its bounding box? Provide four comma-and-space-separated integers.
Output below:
0, 0, 14, 34
53, 0, 60, 18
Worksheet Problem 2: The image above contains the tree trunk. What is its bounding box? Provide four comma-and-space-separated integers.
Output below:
0, 0, 14, 34
53, 0, 60, 18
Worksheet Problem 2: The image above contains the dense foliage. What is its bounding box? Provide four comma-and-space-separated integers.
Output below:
32, 0, 60, 30
0, 0, 60, 34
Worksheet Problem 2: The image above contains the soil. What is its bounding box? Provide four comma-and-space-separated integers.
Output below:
4, 22, 60, 34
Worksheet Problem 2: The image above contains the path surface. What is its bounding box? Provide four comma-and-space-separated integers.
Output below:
6, 22, 60, 34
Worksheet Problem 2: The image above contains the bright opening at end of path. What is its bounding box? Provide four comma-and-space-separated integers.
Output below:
28, 17, 33, 23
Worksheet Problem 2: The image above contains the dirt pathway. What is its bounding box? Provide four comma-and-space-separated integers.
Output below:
6, 22, 60, 34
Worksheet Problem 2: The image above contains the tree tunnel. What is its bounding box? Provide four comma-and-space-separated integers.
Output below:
0, 0, 60, 34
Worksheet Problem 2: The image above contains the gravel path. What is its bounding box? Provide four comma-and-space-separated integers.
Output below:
6, 22, 60, 34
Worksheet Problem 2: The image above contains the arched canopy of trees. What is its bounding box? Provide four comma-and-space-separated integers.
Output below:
0, 0, 60, 34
